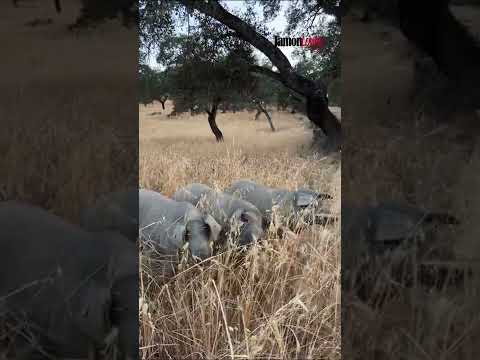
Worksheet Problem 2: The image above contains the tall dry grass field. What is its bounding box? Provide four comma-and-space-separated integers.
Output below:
139, 101, 341, 359
0, 1, 138, 355
0, 1, 137, 222
342, 13, 480, 358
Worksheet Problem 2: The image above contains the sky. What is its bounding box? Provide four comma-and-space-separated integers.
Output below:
147, 0, 299, 70
224, 0, 298, 66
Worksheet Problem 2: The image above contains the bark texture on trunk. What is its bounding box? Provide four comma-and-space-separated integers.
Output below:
307, 93, 341, 149
399, 1, 479, 77
397, 0, 480, 152
256, 102, 275, 132
206, 102, 224, 142
179, 0, 341, 150
158, 95, 168, 110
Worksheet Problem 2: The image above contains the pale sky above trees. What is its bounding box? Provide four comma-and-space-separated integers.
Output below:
146, 0, 299, 69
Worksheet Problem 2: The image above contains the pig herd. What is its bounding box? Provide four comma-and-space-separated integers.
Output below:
82, 181, 335, 264
0, 180, 333, 359
163, 181, 332, 256
1, 179, 463, 359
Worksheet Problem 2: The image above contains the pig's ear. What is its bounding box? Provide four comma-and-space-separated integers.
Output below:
316, 192, 333, 200
295, 191, 317, 208
204, 214, 221, 243
173, 223, 187, 243
231, 208, 247, 223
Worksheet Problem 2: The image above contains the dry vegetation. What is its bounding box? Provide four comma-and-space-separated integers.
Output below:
1, 3, 137, 354
0, 2, 137, 222
342, 12, 480, 358
139, 101, 341, 359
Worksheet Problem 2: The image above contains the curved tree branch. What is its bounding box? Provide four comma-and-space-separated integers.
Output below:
249, 65, 284, 83
177, 0, 317, 97
249, 65, 316, 88
398, 0, 480, 106
177, 0, 341, 147
248, 65, 307, 93
179, 0, 292, 72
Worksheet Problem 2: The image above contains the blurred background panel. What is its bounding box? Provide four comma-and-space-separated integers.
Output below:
342, 0, 480, 358
0, 1, 139, 358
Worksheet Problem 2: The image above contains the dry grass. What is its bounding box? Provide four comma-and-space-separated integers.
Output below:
0, 1, 137, 222
139, 101, 341, 359
342, 13, 480, 359
1, 3, 138, 357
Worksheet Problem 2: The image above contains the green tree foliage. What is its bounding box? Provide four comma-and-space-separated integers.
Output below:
258, 0, 340, 32
138, 64, 169, 108
140, 0, 342, 148
168, 28, 257, 110
157, 19, 259, 140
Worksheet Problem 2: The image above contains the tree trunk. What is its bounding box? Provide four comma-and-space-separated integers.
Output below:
254, 109, 261, 121
159, 95, 168, 110
206, 103, 223, 142
399, 0, 479, 78
257, 103, 275, 132
263, 110, 275, 132
398, 0, 480, 107
307, 93, 341, 150
179, 0, 341, 150
397, 0, 480, 149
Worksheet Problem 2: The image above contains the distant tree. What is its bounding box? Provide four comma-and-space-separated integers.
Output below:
152, 9, 262, 142
138, 64, 169, 109
168, 40, 257, 141
252, 99, 275, 132
138, 64, 153, 105
151, 71, 169, 109
141, 0, 342, 150
248, 74, 281, 131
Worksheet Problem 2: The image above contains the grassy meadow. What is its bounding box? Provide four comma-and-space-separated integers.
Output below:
139, 101, 341, 359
